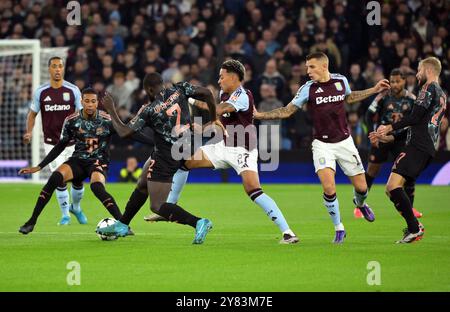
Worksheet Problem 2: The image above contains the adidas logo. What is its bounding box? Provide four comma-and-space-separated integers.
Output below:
315, 87, 324, 94
43, 96, 52, 102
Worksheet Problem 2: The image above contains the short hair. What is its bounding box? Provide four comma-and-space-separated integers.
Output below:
81, 87, 98, 98
143, 72, 163, 90
114, 72, 125, 79
48, 56, 63, 67
390, 68, 405, 79
306, 52, 329, 63
420, 57, 442, 75
221, 59, 245, 81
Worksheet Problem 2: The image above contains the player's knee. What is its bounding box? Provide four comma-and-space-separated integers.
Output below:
322, 183, 336, 195
136, 178, 148, 194
385, 181, 397, 194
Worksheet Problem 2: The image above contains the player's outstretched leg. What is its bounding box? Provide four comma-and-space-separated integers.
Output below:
19, 171, 65, 234
248, 188, 299, 244
317, 169, 346, 243
242, 171, 298, 244
90, 182, 122, 220
387, 173, 424, 243
167, 168, 189, 204
404, 179, 422, 218
323, 193, 346, 244
56, 184, 71, 225
353, 168, 378, 219
144, 167, 189, 222
149, 180, 210, 244
351, 174, 375, 222
69, 182, 87, 224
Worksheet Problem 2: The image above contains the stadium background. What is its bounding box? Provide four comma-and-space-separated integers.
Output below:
0, 0, 449, 184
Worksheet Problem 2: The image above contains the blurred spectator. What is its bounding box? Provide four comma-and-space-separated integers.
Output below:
1, 0, 448, 153
348, 63, 367, 91
119, 157, 142, 183
348, 111, 367, 149
256, 59, 285, 102
106, 72, 134, 109
258, 84, 283, 151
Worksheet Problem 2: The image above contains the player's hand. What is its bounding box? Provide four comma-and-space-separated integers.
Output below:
101, 92, 115, 112
23, 132, 32, 145
203, 120, 228, 137
253, 106, 262, 120
18, 166, 41, 175
377, 124, 393, 136
379, 135, 395, 143
213, 119, 228, 137
368, 131, 380, 147
374, 79, 390, 93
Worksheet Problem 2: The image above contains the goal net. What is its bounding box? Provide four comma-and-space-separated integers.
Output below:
0, 40, 69, 183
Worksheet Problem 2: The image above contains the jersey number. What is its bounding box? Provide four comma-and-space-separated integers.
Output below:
238, 153, 250, 168
431, 96, 447, 127
166, 104, 189, 135
392, 152, 406, 170
85, 138, 99, 153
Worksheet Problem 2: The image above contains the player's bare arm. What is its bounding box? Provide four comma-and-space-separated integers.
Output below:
216, 102, 236, 116
18, 138, 70, 175
253, 102, 299, 120
23, 110, 38, 144
368, 131, 394, 147
345, 79, 390, 104
101, 92, 135, 138
18, 166, 41, 175
191, 87, 217, 121
190, 95, 227, 134
190, 98, 234, 117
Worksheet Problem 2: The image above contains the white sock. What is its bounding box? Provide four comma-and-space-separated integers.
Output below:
56, 187, 70, 217
71, 185, 84, 213
334, 223, 345, 231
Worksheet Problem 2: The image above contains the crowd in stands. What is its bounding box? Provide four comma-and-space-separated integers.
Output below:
1, 0, 449, 155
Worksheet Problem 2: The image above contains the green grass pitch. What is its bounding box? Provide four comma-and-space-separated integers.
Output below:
0, 183, 449, 291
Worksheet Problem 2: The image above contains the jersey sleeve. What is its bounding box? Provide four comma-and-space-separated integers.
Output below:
291, 82, 311, 108
341, 76, 352, 96
59, 118, 74, 145
225, 88, 249, 112
416, 83, 434, 109
176, 81, 198, 97
128, 105, 151, 132
30, 88, 42, 113
74, 87, 82, 110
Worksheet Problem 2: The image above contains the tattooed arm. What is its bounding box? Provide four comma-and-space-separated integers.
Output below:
345, 79, 390, 104
253, 102, 299, 120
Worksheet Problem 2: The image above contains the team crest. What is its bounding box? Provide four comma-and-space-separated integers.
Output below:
229, 94, 239, 102
63, 92, 70, 101
96, 127, 104, 135
319, 157, 326, 165
334, 82, 343, 91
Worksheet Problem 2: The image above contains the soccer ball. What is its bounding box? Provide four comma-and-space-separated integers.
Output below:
96, 218, 118, 241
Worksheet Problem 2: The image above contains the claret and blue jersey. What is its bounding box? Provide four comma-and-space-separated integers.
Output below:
291, 74, 352, 143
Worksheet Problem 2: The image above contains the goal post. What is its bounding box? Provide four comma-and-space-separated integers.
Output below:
0, 39, 69, 183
